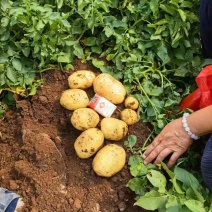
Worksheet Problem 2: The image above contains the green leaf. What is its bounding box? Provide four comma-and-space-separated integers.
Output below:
28, 86, 37, 96
0, 55, 8, 63
150, 35, 162, 40
73, 44, 84, 59
1, 0, 11, 11
171, 177, 185, 194
127, 177, 147, 196
128, 155, 143, 167
6, 67, 18, 83
166, 197, 180, 212
157, 42, 170, 65
12, 59, 22, 72
0, 72, 6, 86
135, 190, 167, 210
98, 2, 109, 12
160, 4, 176, 15
124, 135, 137, 149
104, 26, 114, 37
128, 155, 148, 177
58, 55, 70, 63
178, 9, 187, 22
1, 31, 10, 41
186, 187, 205, 203
92, 58, 104, 68
91, 46, 102, 54
56, 0, 63, 9
112, 20, 127, 28
147, 170, 167, 193
150, 0, 159, 17
143, 80, 163, 97
0, 64, 4, 72
84, 37, 97, 46
22, 47, 31, 57
174, 166, 199, 190
1, 17, 9, 27
157, 119, 165, 129
184, 200, 206, 212
130, 162, 148, 177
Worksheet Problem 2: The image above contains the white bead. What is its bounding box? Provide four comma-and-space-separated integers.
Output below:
182, 113, 199, 140
185, 126, 190, 132
191, 134, 196, 139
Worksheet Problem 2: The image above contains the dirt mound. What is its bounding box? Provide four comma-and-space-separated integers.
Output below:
0, 60, 150, 212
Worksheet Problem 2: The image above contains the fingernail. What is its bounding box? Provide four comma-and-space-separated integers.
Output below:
143, 161, 147, 165
142, 154, 146, 159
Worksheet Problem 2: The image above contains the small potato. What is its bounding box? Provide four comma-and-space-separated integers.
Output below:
92, 144, 126, 177
68, 70, 96, 89
120, 109, 138, 125
93, 73, 126, 104
100, 117, 128, 141
71, 108, 100, 131
124, 96, 139, 110
60, 89, 89, 110
74, 128, 104, 159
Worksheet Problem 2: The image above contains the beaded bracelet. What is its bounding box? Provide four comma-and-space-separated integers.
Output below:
182, 113, 200, 140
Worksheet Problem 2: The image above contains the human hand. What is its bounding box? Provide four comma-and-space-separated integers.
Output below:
143, 118, 193, 168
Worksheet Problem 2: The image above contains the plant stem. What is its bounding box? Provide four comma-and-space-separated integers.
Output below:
135, 77, 160, 117
142, 129, 155, 151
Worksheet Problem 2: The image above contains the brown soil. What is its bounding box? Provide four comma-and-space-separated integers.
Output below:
0, 60, 151, 212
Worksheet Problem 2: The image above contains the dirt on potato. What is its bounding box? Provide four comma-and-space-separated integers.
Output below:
0, 60, 151, 212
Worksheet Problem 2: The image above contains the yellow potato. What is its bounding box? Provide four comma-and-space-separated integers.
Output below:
60, 89, 89, 110
100, 117, 128, 141
120, 109, 138, 125
68, 70, 96, 89
74, 128, 104, 159
71, 108, 100, 131
124, 96, 139, 110
93, 73, 126, 104
92, 144, 126, 177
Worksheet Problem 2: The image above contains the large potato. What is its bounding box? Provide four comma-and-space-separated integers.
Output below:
100, 117, 128, 141
124, 96, 139, 110
74, 128, 104, 159
92, 144, 126, 177
71, 108, 100, 131
60, 89, 89, 110
93, 73, 126, 104
68, 70, 96, 89
120, 109, 138, 125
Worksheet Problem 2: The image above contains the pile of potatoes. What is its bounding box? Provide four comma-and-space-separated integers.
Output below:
60, 70, 139, 177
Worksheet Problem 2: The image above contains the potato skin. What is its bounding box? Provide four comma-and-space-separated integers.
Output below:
92, 144, 126, 177
93, 73, 126, 104
100, 118, 128, 141
68, 70, 96, 89
124, 96, 139, 110
120, 109, 138, 125
60, 89, 89, 110
74, 128, 104, 159
71, 108, 100, 131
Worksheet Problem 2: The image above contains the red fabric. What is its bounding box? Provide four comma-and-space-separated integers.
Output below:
180, 65, 212, 111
